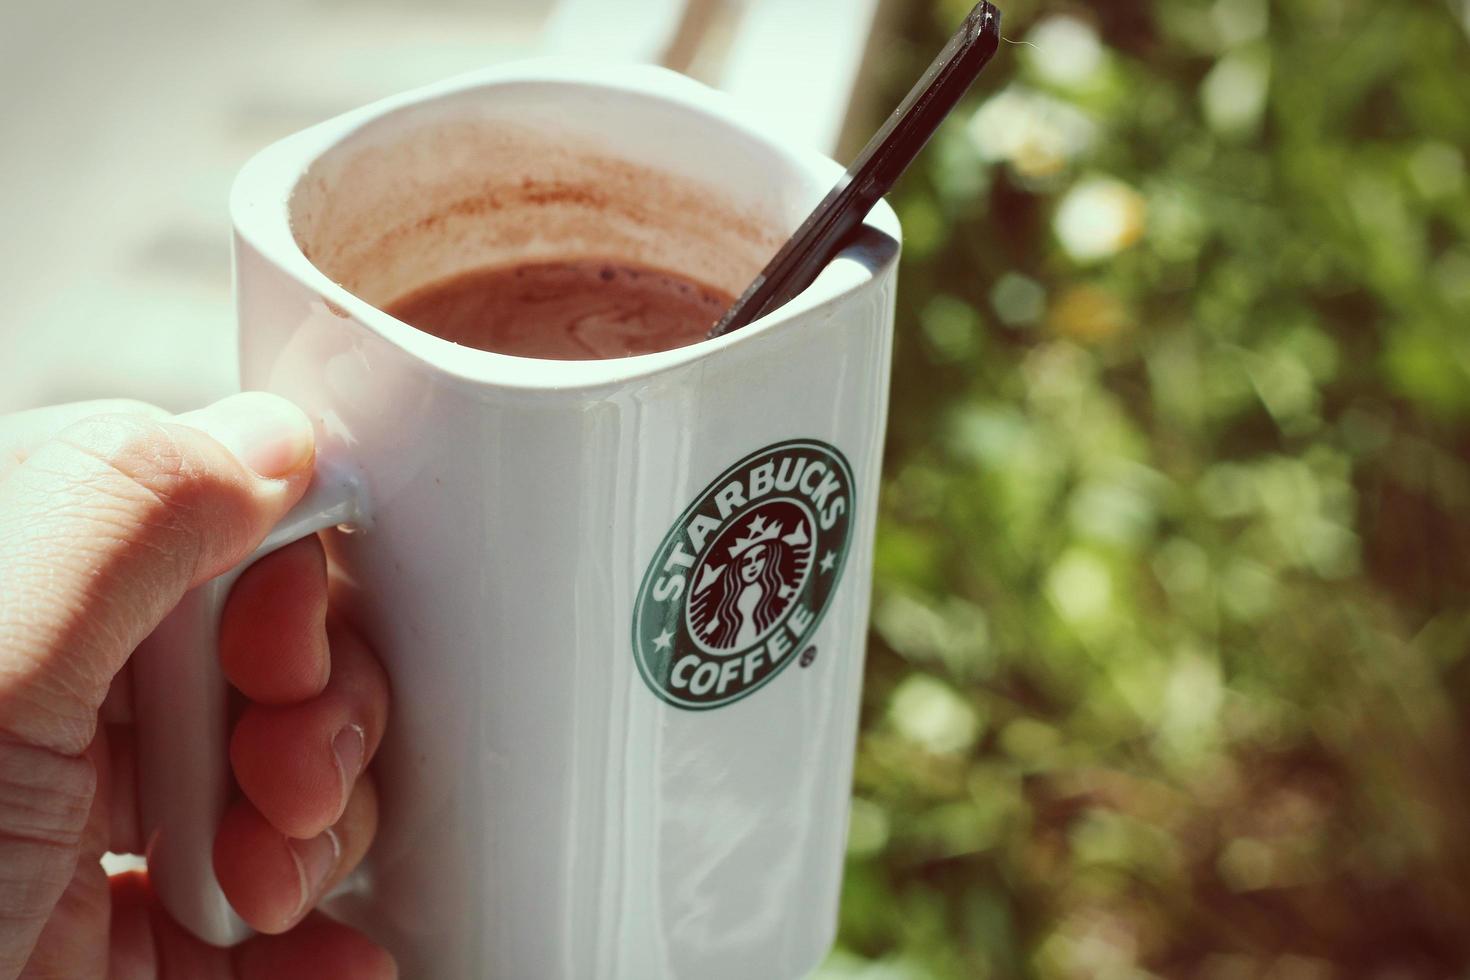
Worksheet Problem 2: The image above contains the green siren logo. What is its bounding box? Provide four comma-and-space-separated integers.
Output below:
633, 440, 855, 710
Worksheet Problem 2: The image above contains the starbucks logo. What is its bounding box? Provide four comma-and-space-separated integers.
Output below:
633, 440, 855, 709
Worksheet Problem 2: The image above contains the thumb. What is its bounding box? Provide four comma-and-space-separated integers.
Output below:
0, 391, 315, 756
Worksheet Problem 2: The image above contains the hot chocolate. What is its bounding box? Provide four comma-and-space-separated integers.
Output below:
385, 259, 733, 360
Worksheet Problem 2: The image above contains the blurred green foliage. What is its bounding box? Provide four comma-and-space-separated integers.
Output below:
823, 0, 1470, 976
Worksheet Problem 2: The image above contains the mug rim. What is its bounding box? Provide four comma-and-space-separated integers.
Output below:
230, 57, 901, 392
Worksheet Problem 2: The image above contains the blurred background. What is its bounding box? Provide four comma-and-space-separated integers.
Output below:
6, 0, 1470, 976
841, 1, 1470, 977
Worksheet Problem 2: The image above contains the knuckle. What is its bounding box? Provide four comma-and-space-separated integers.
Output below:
49, 413, 207, 576
56, 413, 188, 495
0, 650, 102, 755
0, 738, 95, 934
0, 734, 95, 851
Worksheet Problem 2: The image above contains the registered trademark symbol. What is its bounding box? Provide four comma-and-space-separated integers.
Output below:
799, 646, 818, 668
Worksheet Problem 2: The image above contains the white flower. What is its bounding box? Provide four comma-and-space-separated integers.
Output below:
967, 84, 1098, 178
1200, 47, 1271, 135
1054, 176, 1146, 262
888, 676, 980, 754
1026, 16, 1105, 87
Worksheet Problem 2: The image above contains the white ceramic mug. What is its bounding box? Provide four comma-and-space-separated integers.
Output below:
132, 60, 900, 979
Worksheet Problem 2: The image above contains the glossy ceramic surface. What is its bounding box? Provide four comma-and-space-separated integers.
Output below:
134, 60, 899, 979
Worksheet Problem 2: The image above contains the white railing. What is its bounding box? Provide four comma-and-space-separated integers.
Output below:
543, 0, 881, 154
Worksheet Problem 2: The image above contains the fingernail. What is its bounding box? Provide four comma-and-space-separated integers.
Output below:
176, 392, 314, 479
287, 826, 340, 919
333, 723, 366, 813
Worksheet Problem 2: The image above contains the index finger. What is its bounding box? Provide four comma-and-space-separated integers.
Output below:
0, 398, 169, 481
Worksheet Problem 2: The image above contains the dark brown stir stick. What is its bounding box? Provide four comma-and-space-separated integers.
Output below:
708, 1, 1003, 339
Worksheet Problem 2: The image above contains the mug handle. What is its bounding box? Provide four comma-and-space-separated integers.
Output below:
131, 460, 366, 947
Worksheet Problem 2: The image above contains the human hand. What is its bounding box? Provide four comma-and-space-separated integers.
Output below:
0, 394, 394, 979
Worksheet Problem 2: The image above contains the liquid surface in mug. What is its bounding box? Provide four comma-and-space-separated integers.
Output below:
385, 260, 734, 360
